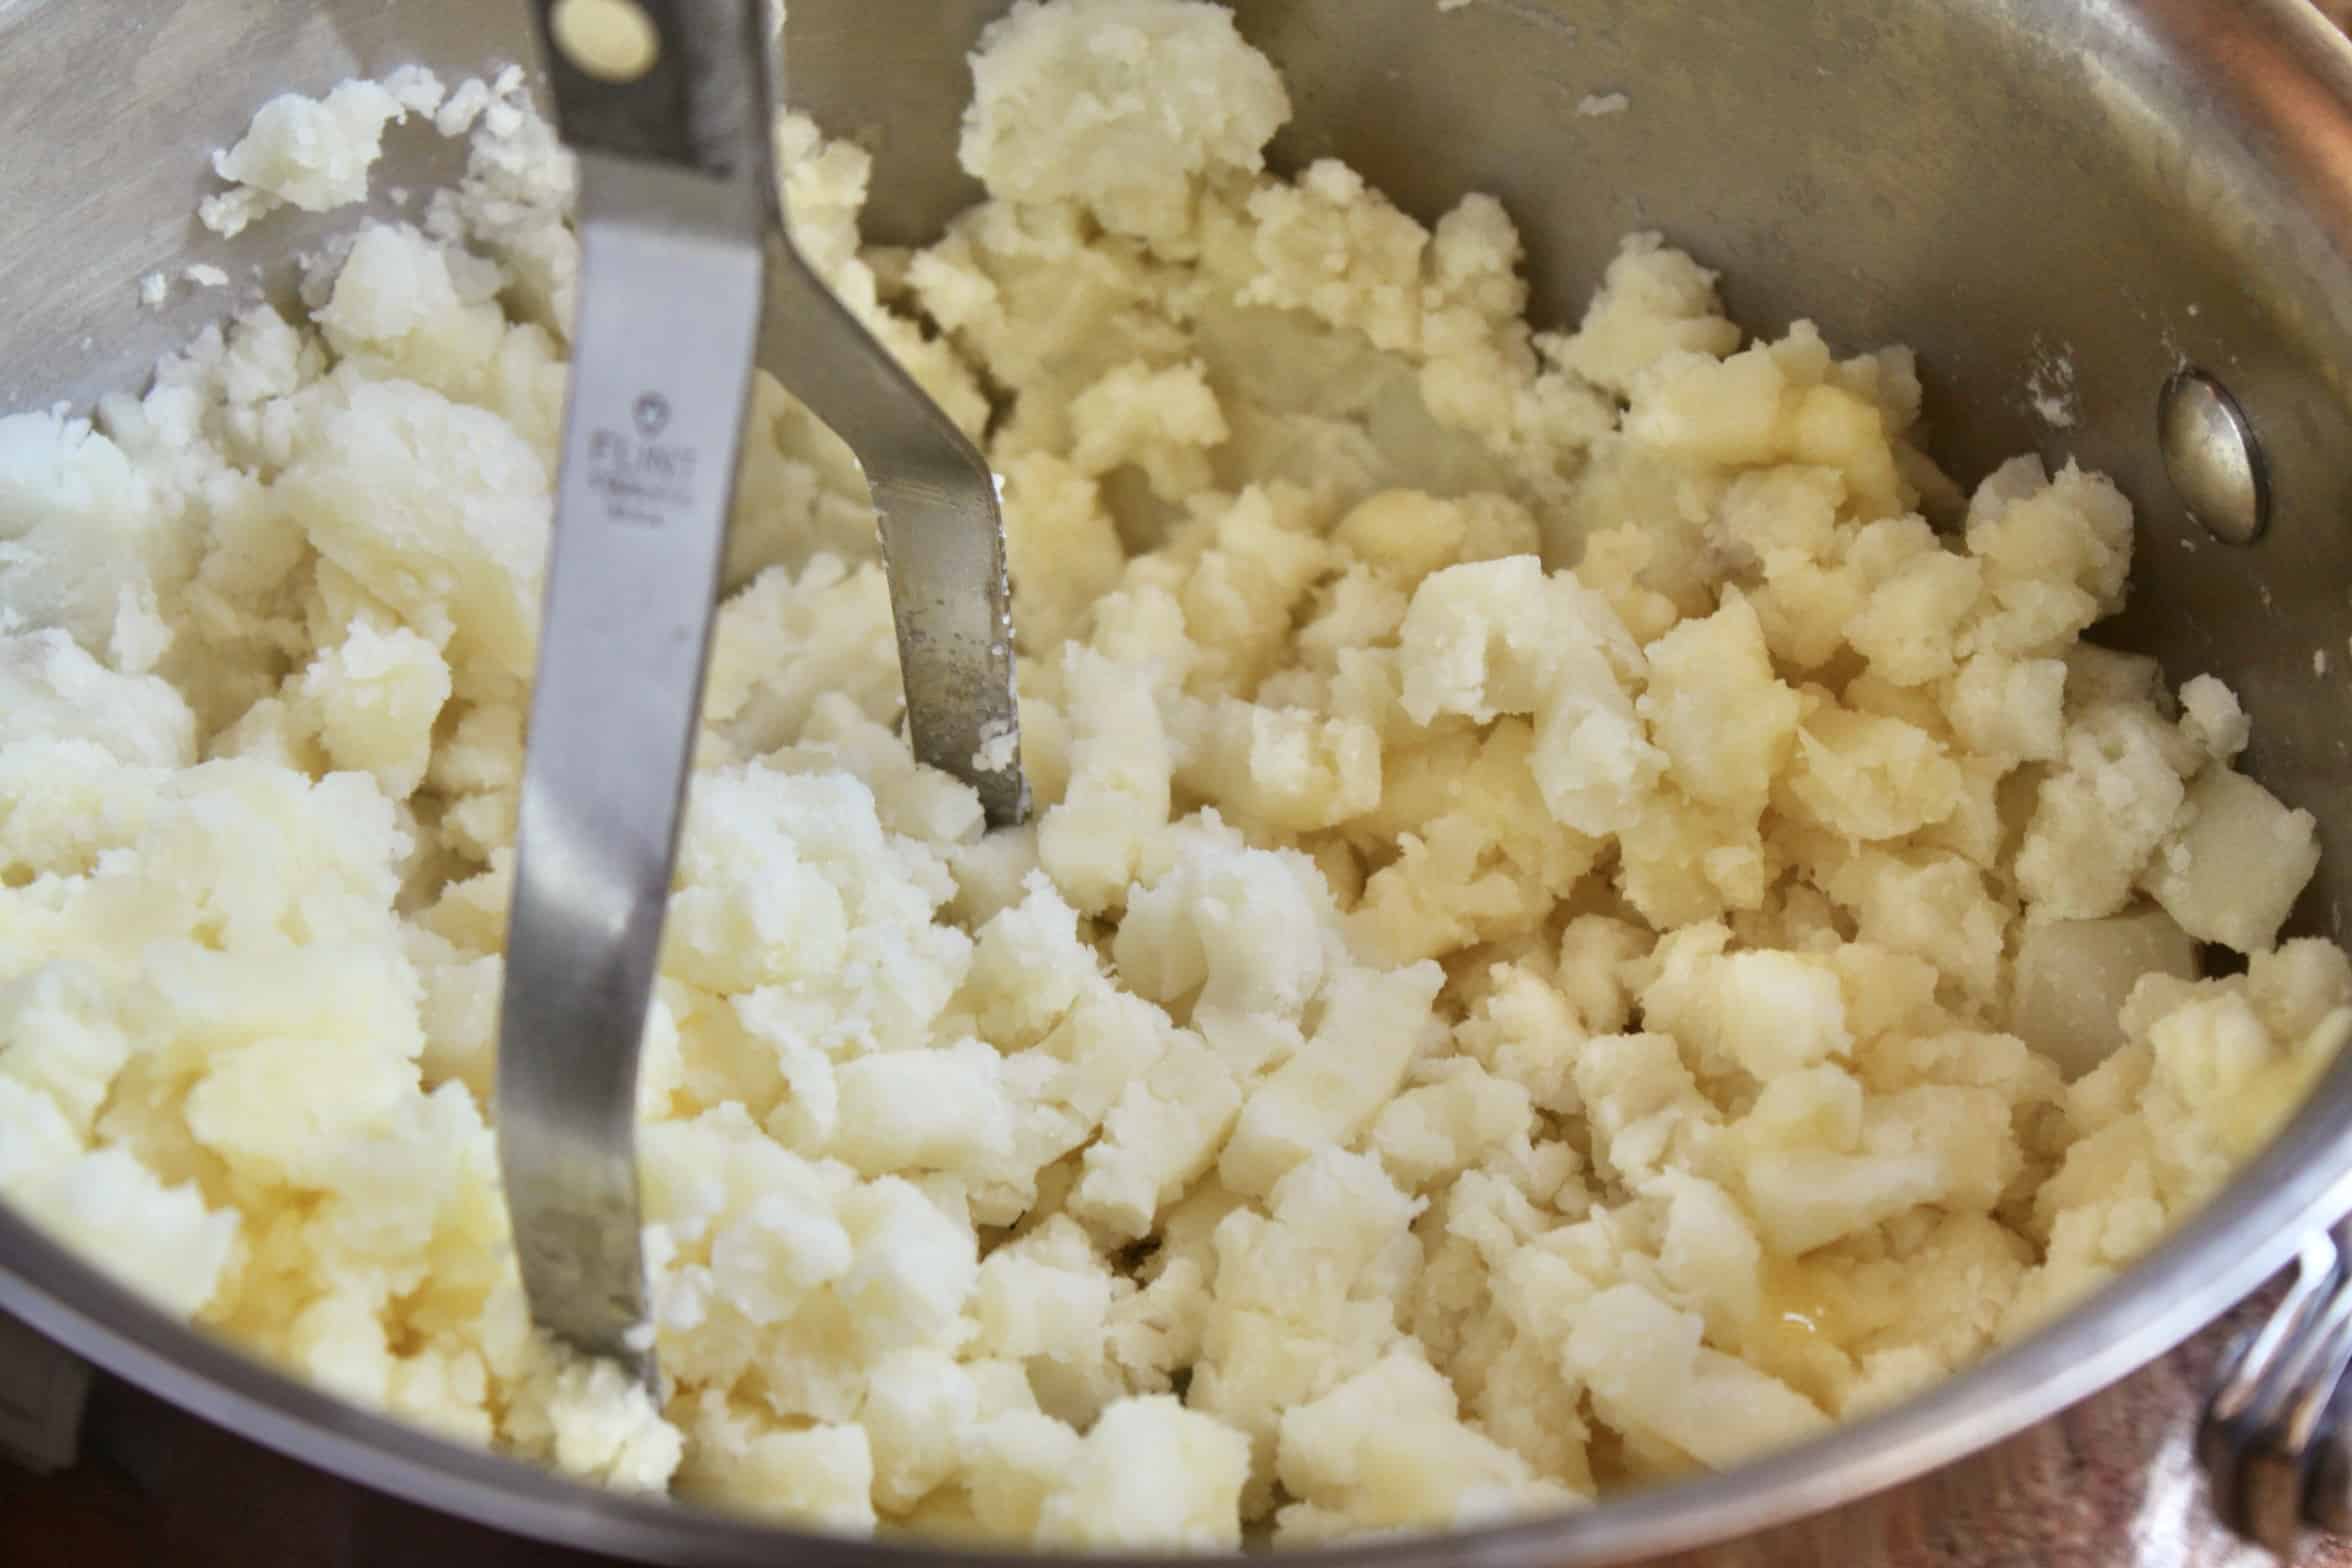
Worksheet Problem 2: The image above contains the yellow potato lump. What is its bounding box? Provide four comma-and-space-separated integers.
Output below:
0, 0, 2342, 1548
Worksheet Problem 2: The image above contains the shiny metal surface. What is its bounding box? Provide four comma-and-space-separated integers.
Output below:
499, 0, 770, 1376
767, 23, 1028, 828
2161, 369, 2271, 545
498, 0, 1027, 1373
762, 224, 1030, 827
2202, 1221, 2352, 1550
6, 0, 2352, 1564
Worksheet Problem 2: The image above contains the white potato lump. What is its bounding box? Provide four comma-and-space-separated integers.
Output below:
2, 0, 2344, 1547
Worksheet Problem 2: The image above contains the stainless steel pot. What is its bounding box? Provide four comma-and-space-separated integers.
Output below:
8, 0, 2352, 1561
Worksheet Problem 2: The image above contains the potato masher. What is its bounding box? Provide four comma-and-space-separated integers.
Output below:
497, 0, 1025, 1382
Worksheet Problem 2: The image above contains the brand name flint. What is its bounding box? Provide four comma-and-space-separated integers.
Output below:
589, 428, 699, 486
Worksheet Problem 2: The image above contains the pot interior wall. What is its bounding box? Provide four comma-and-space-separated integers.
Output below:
7, 0, 2348, 932
798, 0, 2352, 945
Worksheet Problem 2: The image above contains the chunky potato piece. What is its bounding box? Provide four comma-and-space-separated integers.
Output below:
2144, 769, 2321, 954
2011, 907, 2201, 1078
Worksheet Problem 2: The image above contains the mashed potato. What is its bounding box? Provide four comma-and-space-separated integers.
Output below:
1, 0, 2344, 1547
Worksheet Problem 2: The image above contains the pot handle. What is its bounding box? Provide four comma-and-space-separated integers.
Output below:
0, 1307, 91, 1474
2200, 1217, 2352, 1550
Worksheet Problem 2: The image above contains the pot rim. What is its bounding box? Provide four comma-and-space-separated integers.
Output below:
9, 1071, 2351, 1567
12, 0, 2352, 1561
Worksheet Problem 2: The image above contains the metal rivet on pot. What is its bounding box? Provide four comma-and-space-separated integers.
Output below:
2159, 369, 2269, 545
549, 0, 661, 84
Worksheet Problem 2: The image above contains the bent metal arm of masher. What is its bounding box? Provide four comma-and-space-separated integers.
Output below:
499, 0, 1027, 1382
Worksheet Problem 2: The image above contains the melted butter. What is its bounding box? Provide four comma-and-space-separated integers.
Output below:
1759, 1256, 1838, 1337
1741, 1256, 1854, 1411
2224, 1051, 2330, 1159
2222, 1005, 2352, 1157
